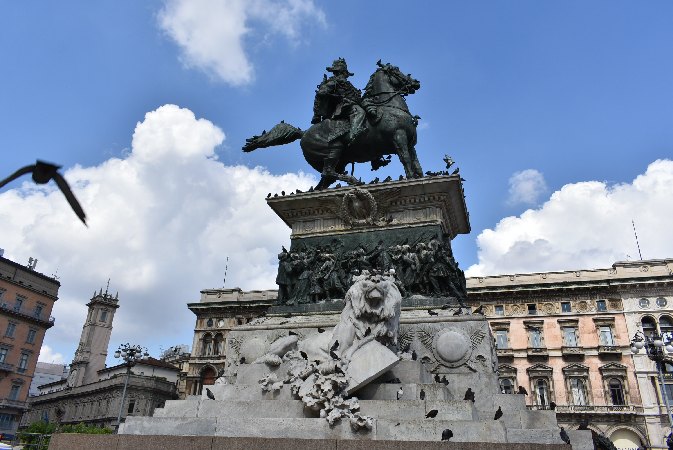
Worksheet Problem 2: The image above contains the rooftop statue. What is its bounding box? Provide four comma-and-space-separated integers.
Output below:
243, 58, 424, 190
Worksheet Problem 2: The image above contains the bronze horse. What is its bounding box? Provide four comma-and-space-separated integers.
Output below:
243, 61, 424, 189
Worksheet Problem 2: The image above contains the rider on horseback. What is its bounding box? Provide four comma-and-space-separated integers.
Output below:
311, 58, 368, 146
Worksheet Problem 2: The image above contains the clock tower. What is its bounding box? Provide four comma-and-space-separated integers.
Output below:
68, 286, 119, 387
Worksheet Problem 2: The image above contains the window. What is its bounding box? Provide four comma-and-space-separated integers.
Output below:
8, 385, 20, 400
100, 310, 108, 322
609, 378, 625, 405
599, 326, 614, 346
0, 347, 7, 363
494, 305, 504, 316
5, 322, 16, 337
562, 327, 578, 347
660, 316, 673, 340
657, 297, 669, 308
529, 328, 543, 348
535, 379, 550, 406
27, 328, 37, 344
664, 384, 673, 404
561, 302, 571, 313
202, 334, 213, 356
495, 330, 509, 349
34, 304, 43, 318
596, 300, 607, 312
499, 378, 514, 394
527, 304, 537, 315
639, 298, 650, 308
214, 333, 224, 355
18, 353, 29, 373
0, 413, 13, 428
14, 296, 24, 312
569, 378, 588, 406
127, 400, 136, 414
642, 316, 657, 336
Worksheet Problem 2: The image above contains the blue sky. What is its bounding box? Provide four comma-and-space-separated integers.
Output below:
1, 1, 672, 364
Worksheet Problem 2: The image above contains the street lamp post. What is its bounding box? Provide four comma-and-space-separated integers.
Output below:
630, 331, 673, 447
113, 343, 149, 431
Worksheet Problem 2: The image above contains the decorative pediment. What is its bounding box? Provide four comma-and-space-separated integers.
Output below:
562, 363, 589, 376
527, 363, 553, 377
593, 316, 615, 327
490, 321, 510, 331
599, 362, 627, 377
498, 364, 517, 378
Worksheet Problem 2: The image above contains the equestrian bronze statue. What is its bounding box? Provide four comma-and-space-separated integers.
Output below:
242, 59, 424, 190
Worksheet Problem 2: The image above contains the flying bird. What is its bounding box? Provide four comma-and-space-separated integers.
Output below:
441, 428, 453, 441
494, 406, 503, 420
425, 409, 439, 418
1, 160, 87, 225
397, 387, 404, 400
205, 388, 215, 400
463, 388, 475, 402
419, 389, 425, 400
517, 386, 528, 395
428, 309, 438, 316
443, 155, 455, 170
559, 427, 570, 445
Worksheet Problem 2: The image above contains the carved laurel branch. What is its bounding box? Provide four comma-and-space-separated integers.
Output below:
398, 327, 415, 351
340, 187, 377, 226
416, 325, 435, 353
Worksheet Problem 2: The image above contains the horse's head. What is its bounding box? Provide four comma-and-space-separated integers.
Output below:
375, 59, 420, 95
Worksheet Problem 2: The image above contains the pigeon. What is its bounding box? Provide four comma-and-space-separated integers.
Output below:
383, 176, 392, 182
283, 313, 292, 318
434, 374, 441, 383
494, 406, 503, 420
577, 418, 589, 430
397, 387, 404, 400
330, 350, 340, 360
281, 191, 285, 196
463, 388, 475, 402
394, 422, 400, 427
441, 376, 449, 386
549, 401, 557, 411
428, 309, 438, 316
289, 330, 298, 336
205, 388, 215, 400
267, 193, 271, 198
440, 303, 450, 310
419, 389, 426, 400
334, 365, 345, 375
364, 327, 372, 337
425, 409, 439, 418
472, 305, 484, 315
299, 351, 308, 360
330, 340, 340, 352
443, 155, 455, 170
453, 307, 462, 316
1, 160, 87, 225
517, 386, 528, 395
559, 427, 570, 445
441, 428, 453, 441
296, 189, 302, 193
317, 327, 325, 333
398, 175, 404, 180
451, 168, 460, 175
411, 350, 418, 361
239, 356, 246, 364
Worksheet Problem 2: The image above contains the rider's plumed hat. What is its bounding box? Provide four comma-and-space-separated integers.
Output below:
326, 58, 354, 76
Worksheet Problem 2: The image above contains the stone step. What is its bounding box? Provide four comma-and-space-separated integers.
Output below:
355, 382, 452, 401
204, 383, 295, 401
375, 418, 507, 442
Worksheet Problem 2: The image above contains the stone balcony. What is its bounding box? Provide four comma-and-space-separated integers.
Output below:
0, 398, 29, 411
597, 345, 622, 356
561, 346, 584, 357
526, 347, 549, 359
0, 362, 15, 372
496, 348, 513, 358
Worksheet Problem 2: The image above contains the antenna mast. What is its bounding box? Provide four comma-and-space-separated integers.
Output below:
632, 219, 643, 261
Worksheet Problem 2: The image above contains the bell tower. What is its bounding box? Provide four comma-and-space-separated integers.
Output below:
68, 285, 119, 387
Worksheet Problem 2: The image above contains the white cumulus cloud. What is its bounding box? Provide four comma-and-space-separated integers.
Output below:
157, 0, 326, 85
38, 345, 65, 364
506, 169, 548, 206
467, 159, 673, 276
0, 104, 315, 362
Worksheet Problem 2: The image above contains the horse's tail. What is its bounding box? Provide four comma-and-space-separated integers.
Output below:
242, 121, 303, 152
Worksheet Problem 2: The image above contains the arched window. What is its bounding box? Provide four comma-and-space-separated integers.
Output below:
569, 378, 588, 406
660, 315, 673, 340
642, 316, 657, 336
202, 334, 213, 356
535, 379, 550, 406
499, 378, 514, 394
609, 378, 625, 405
213, 333, 224, 356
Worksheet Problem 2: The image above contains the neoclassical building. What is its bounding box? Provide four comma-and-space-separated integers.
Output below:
468, 258, 673, 450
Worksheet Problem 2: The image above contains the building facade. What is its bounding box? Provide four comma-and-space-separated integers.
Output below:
467, 258, 673, 450
0, 255, 59, 437
22, 288, 179, 430
185, 288, 274, 396
28, 362, 67, 397
159, 345, 191, 399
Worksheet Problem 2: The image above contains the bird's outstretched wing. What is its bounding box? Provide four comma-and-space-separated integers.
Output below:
53, 172, 87, 226
0, 165, 35, 188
